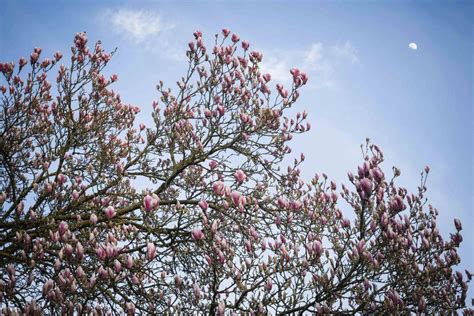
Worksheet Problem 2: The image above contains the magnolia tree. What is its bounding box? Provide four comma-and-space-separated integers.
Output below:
0, 30, 470, 315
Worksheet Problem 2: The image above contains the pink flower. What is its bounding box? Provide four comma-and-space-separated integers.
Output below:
146, 242, 156, 260
76, 242, 84, 260
290, 200, 302, 211
30, 52, 39, 64
209, 160, 218, 170
277, 197, 289, 209
126, 255, 134, 269
217, 105, 225, 116
222, 28, 231, 37
240, 113, 251, 125
234, 170, 247, 183
262, 73, 271, 82
341, 218, 351, 228
372, 167, 384, 182
231, 34, 240, 43
300, 72, 308, 84
193, 283, 201, 301
105, 206, 116, 219
213, 181, 225, 196
96, 247, 106, 260
174, 274, 183, 288
19, 57, 27, 68
265, 279, 273, 292
231, 191, 241, 207
90, 213, 98, 225
114, 259, 122, 273
193, 30, 202, 39
64, 244, 74, 257
72, 190, 79, 200
76, 266, 85, 279
359, 178, 373, 195
211, 220, 219, 234
290, 68, 300, 77
58, 221, 68, 236
125, 303, 135, 315
191, 229, 204, 241
143, 195, 154, 212
56, 173, 66, 185
242, 41, 250, 50
313, 240, 323, 256
454, 218, 462, 231
216, 301, 225, 316
198, 200, 209, 211
139, 123, 146, 130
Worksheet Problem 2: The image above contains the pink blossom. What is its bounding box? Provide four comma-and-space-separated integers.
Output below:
198, 200, 209, 211
231, 34, 240, 43
191, 229, 204, 241
213, 181, 225, 195
76, 242, 84, 260
147, 242, 156, 260
174, 274, 183, 288
193, 283, 201, 301
290, 68, 300, 77
234, 170, 247, 183
72, 190, 79, 200
126, 255, 134, 269
222, 28, 230, 37
231, 191, 241, 207
114, 259, 122, 273
105, 206, 116, 219
359, 178, 373, 195
242, 41, 250, 50
64, 244, 73, 257
143, 195, 154, 212
454, 218, 462, 231
217, 105, 225, 116
90, 213, 98, 225
277, 197, 289, 209
209, 160, 218, 169
265, 279, 273, 292
58, 221, 68, 236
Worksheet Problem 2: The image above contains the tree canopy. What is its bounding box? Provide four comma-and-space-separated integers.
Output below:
0, 30, 470, 315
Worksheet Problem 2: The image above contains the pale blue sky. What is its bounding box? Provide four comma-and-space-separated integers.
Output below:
1, 0, 473, 301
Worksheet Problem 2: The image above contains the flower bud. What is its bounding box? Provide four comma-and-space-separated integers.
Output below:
146, 242, 156, 260
191, 229, 204, 241
105, 206, 116, 219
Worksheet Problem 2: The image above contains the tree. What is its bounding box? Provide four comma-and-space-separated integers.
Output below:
0, 30, 470, 315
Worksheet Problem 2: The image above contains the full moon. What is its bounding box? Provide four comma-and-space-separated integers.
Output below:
408, 42, 418, 50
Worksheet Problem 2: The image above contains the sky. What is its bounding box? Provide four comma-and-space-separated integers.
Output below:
1, 0, 473, 303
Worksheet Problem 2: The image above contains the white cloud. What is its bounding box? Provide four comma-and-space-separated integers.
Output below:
260, 57, 292, 83
260, 41, 358, 91
304, 42, 323, 66
107, 9, 171, 43
331, 41, 358, 63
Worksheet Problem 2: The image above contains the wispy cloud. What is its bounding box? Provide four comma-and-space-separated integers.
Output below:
260, 41, 359, 90
330, 41, 358, 64
101, 9, 184, 61
107, 9, 172, 43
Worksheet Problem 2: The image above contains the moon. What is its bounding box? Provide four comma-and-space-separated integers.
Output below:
408, 43, 418, 50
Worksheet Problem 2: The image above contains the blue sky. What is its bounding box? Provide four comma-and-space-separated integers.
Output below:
1, 0, 473, 301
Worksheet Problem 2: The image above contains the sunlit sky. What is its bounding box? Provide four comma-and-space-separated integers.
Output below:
1, 0, 473, 301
